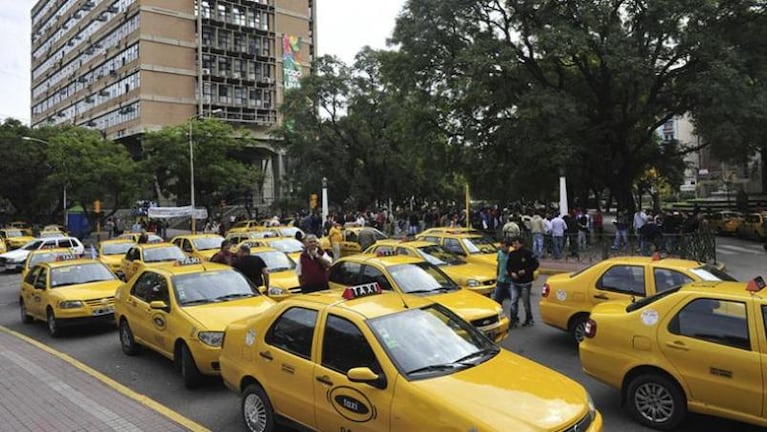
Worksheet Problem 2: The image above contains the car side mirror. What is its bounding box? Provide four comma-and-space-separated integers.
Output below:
347, 367, 386, 389
149, 300, 169, 311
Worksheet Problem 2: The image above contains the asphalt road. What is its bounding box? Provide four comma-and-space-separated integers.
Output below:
0, 235, 764, 432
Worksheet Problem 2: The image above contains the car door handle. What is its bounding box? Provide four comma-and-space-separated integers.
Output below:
666, 341, 690, 351
316, 375, 333, 386
259, 350, 273, 361
593, 294, 609, 300
281, 364, 295, 374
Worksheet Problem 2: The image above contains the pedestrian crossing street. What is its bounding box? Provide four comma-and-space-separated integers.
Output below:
717, 243, 765, 255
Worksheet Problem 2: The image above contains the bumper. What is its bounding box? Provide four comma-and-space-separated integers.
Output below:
589, 412, 604, 431
538, 300, 573, 331
189, 341, 223, 375
465, 285, 494, 296
579, 342, 628, 390
1, 262, 24, 272
55, 313, 115, 328
479, 316, 510, 343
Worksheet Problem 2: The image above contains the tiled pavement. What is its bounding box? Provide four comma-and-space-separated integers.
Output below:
0, 327, 207, 432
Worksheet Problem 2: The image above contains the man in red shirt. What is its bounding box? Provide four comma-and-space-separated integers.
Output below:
296, 234, 332, 293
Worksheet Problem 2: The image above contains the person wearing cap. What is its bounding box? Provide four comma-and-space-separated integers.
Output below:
232, 245, 269, 289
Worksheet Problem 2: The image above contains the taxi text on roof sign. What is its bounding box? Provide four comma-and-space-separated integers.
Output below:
176, 256, 202, 266
343, 282, 382, 300
55, 253, 80, 262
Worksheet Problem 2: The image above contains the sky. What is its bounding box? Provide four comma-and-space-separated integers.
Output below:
0, 0, 406, 125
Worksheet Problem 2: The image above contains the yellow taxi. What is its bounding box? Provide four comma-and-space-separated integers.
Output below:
228, 220, 271, 234
364, 240, 497, 296
737, 211, 766, 241
579, 277, 767, 430
0, 237, 6, 254
220, 286, 602, 432
22, 248, 79, 279
416, 231, 498, 266
539, 256, 735, 343
226, 230, 280, 246
170, 234, 225, 261
707, 210, 744, 235
120, 243, 187, 281
97, 239, 135, 276
19, 257, 122, 337
0, 228, 35, 250
113, 259, 276, 388
237, 237, 304, 262
319, 226, 389, 258
7, 221, 33, 236
420, 226, 501, 246
328, 254, 508, 342
41, 224, 67, 235
116, 232, 164, 243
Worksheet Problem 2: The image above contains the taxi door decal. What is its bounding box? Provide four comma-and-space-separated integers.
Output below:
327, 386, 377, 423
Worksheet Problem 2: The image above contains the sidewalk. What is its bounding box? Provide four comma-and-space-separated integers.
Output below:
0, 326, 208, 432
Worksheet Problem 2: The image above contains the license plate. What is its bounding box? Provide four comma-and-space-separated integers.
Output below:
92, 306, 114, 316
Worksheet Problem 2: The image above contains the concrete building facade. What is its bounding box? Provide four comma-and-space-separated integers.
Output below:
30, 0, 315, 205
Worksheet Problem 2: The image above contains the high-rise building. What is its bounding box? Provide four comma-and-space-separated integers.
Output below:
30, 0, 316, 203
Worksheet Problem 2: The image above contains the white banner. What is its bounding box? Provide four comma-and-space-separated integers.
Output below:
147, 206, 208, 219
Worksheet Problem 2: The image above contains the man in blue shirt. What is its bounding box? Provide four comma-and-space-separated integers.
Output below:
491, 239, 513, 308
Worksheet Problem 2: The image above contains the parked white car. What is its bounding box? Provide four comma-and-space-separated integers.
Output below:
0, 237, 85, 271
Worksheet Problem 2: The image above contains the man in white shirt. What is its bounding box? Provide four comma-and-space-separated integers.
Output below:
633, 209, 648, 254
550, 214, 567, 259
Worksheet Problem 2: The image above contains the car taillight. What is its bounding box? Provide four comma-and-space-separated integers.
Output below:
584, 319, 597, 338
542, 283, 551, 297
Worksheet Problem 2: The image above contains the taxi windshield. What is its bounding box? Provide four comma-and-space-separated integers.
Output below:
417, 245, 464, 266
143, 247, 186, 263
40, 232, 65, 238
369, 304, 498, 379
102, 242, 133, 256
387, 262, 459, 294
265, 239, 303, 253
28, 252, 72, 268
276, 227, 302, 238
461, 237, 498, 254
192, 237, 224, 251
50, 263, 116, 288
172, 270, 258, 306
5, 230, 23, 237
689, 266, 737, 282
253, 251, 296, 272
250, 231, 278, 239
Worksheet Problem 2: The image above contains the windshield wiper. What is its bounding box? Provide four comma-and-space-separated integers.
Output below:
406, 363, 464, 375
214, 293, 254, 301
452, 347, 499, 365
270, 267, 289, 272
182, 298, 217, 306
406, 288, 448, 294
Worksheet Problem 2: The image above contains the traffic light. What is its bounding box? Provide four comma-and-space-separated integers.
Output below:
94, 200, 101, 213
310, 194, 318, 209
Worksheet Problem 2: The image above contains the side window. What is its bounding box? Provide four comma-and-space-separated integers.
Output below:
360, 265, 393, 291
669, 299, 749, 350
373, 246, 395, 257
266, 307, 318, 359
443, 239, 464, 255
345, 231, 358, 242
396, 247, 416, 257
131, 271, 158, 301
322, 315, 380, 374
597, 265, 646, 296
654, 269, 693, 293
35, 268, 48, 289
42, 241, 57, 249
172, 239, 181, 248
182, 240, 193, 252
25, 267, 41, 285
423, 236, 440, 244
58, 239, 74, 248
328, 261, 362, 286
146, 276, 170, 304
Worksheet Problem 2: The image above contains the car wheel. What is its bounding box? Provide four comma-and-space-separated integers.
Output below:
20, 299, 33, 324
569, 314, 589, 344
179, 343, 203, 389
626, 373, 686, 430
119, 319, 140, 356
46, 308, 61, 338
242, 384, 275, 432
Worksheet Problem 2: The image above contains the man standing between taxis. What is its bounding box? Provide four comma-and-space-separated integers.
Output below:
328, 222, 343, 261
296, 234, 332, 293
507, 237, 539, 327
233, 245, 269, 289
491, 239, 512, 305
210, 239, 234, 265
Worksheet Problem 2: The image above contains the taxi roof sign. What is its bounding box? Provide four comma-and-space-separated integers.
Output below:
175, 256, 202, 266
343, 282, 382, 300
746, 276, 766, 293
55, 253, 80, 262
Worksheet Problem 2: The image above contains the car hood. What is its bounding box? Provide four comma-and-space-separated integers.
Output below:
424, 288, 499, 321
196, 249, 218, 260
53, 280, 122, 299
1, 249, 30, 261
7, 236, 34, 245
100, 256, 122, 266
443, 262, 495, 284
270, 270, 300, 290
183, 297, 275, 330
468, 253, 497, 266
411, 351, 590, 431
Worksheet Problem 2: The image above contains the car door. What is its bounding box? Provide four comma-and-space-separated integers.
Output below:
260, 306, 319, 427
143, 274, 173, 356
328, 261, 363, 290
22, 266, 44, 318
592, 264, 647, 304
314, 313, 393, 432
123, 271, 158, 348
659, 297, 762, 418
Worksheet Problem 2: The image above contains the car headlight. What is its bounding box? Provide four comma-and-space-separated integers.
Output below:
198, 331, 224, 347
467, 279, 480, 287
497, 307, 506, 320
268, 287, 285, 296
587, 392, 596, 421
58, 300, 84, 309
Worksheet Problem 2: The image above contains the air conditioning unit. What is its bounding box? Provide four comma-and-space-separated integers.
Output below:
202, 68, 211, 75
77, 76, 87, 83
232, 72, 240, 79
85, 96, 94, 103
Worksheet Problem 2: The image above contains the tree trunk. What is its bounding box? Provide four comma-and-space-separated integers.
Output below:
612, 177, 636, 213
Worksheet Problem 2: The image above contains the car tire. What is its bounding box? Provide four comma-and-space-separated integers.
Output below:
626, 373, 686, 430
179, 343, 203, 389
46, 308, 61, 338
241, 384, 275, 432
119, 319, 140, 356
569, 314, 590, 344
20, 299, 33, 324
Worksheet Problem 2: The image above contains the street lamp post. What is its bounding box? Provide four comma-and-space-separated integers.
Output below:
22, 136, 68, 229
321, 177, 328, 222
188, 109, 223, 234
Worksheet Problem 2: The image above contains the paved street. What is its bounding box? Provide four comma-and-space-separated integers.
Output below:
0, 235, 763, 432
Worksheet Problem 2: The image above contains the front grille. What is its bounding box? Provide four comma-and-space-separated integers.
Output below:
471, 315, 499, 328
561, 413, 592, 432
483, 279, 496, 286
84, 297, 115, 307
288, 287, 302, 294
0, 258, 6, 265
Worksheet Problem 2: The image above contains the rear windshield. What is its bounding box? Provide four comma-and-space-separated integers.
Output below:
689, 265, 737, 282
626, 286, 681, 312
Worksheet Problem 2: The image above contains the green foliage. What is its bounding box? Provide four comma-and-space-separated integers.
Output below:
142, 118, 262, 212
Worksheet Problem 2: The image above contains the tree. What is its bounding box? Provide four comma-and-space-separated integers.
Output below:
391, 0, 759, 211
142, 118, 262, 215
0, 119, 53, 219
